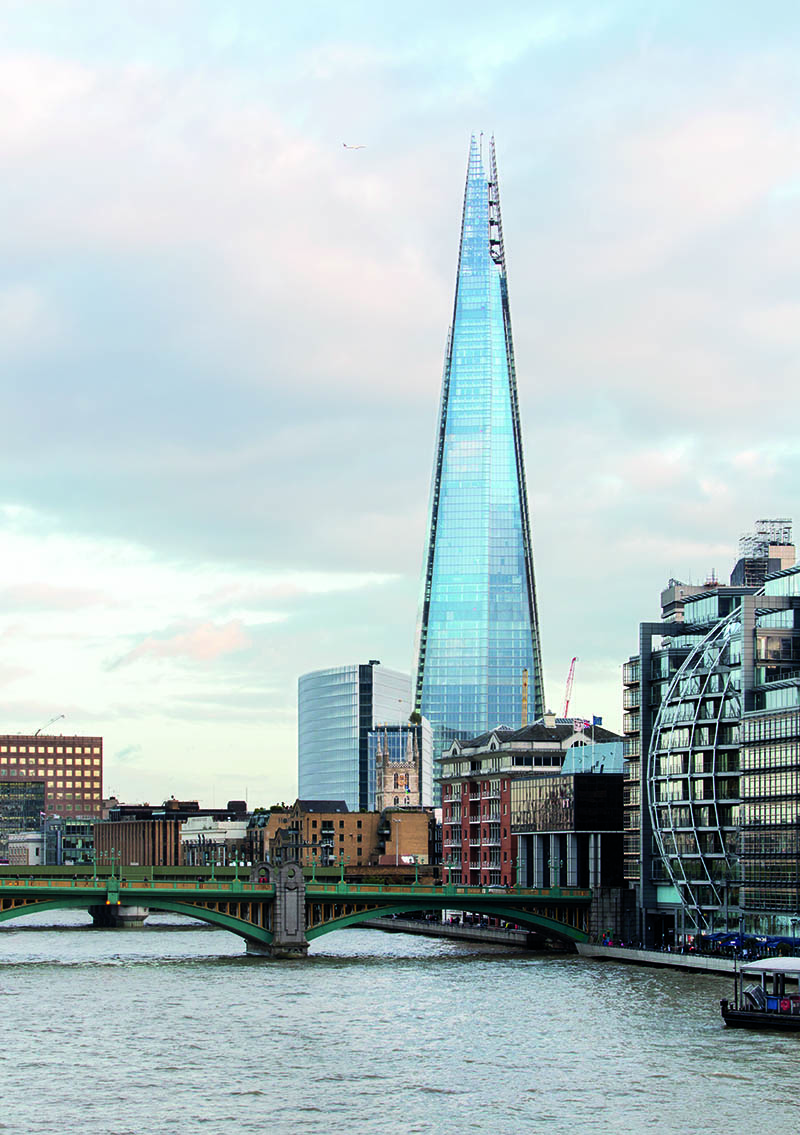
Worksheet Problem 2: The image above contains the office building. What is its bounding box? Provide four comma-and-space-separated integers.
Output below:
96, 798, 247, 866
0, 733, 102, 818
623, 522, 800, 943
298, 661, 413, 811
415, 137, 545, 796
0, 779, 45, 858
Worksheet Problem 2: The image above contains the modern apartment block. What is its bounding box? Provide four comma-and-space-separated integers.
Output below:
297, 661, 417, 811
623, 522, 800, 944
414, 137, 545, 796
0, 734, 103, 819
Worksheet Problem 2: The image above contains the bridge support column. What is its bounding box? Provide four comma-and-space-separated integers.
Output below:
248, 861, 308, 958
88, 904, 149, 929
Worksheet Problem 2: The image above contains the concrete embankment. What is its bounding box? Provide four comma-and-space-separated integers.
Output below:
360, 917, 535, 948
577, 943, 737, 974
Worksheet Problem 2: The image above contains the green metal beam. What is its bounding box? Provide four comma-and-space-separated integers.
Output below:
139, 900, 273, 946
306, 900, 588, 943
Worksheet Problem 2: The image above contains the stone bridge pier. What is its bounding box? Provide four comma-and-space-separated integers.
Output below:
89, 904, 149, 929
247, 860, 308, 958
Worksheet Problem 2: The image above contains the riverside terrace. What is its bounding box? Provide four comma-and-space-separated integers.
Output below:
0, 865, 591, 958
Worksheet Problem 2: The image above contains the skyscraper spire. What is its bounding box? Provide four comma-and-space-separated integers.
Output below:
414, 136, 545, 789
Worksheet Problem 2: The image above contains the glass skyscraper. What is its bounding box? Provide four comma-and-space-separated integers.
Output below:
414, 136, 545, 789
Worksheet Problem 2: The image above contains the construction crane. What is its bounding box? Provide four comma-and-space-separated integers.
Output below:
34, 713, 64, 737
561, 658, 578, 718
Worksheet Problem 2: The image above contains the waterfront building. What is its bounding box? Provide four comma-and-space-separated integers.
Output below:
0, 733, 102, 818
440, 715, 622, 888
96, 798, 247, 866
181, 815, 250, 866
623, 522, 800, 944
247, 800, 434, 873
0, 779, 45, 858
414, 137, 545, 796
43, 816, 95, 865
7, 831, 45, 865
368, 719, 433, 810
297, 661, 413, 811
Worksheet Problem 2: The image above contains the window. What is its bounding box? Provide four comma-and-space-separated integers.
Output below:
339, 819, 344, 828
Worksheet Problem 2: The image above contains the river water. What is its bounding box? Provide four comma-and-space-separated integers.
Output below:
0, 911, 797, 1135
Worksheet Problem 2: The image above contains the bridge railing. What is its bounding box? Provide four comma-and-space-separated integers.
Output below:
0, 877, 276, 893
0, 877, 591, 901
306, 883, 591, 899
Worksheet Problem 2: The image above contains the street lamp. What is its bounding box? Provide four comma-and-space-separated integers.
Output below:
548, 856, 563, 889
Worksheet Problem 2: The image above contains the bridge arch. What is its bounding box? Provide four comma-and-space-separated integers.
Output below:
306, 897, 588, 944
0, 896, 274, 949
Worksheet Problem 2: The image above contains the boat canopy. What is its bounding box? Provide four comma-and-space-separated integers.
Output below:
741, 957, 800, 975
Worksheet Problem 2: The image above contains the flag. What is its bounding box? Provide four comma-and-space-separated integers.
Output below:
592, 716, 602, 727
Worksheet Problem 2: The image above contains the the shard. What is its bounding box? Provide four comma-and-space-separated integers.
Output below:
414, 136, 545, 786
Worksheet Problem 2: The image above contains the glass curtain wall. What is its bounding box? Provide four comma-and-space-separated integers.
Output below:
415, 136, 544, 792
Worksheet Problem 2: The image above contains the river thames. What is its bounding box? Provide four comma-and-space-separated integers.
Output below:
1, 912, 797, 1134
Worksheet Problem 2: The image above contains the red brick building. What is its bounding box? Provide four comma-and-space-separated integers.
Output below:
0, 734, 103, 818
440, 717, 621, 886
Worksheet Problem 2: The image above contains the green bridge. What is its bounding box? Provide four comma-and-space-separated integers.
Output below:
0, 865, 591, 957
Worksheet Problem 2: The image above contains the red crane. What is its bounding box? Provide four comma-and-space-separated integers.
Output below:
561, 657, 578, 718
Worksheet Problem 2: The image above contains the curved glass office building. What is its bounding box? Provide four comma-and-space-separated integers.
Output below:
646, 563, 800, 934
414, 137, 545, 791
298, 662, 416, 812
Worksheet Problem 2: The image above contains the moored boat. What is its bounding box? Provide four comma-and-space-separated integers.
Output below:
721, 957, 800, 1030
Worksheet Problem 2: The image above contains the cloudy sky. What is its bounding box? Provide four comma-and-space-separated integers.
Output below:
3, 1, 800, 806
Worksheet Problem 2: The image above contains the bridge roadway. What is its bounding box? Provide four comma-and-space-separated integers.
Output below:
0, 867, 591, 958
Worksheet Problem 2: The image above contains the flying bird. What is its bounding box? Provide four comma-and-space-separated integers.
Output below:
343, 142, 366, 149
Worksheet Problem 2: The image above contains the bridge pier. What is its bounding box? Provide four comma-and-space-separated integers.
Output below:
88, 904, 149, 929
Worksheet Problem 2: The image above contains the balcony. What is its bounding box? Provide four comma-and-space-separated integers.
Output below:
623, 687, 641, 710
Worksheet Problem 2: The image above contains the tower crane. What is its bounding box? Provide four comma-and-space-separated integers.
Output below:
34, 713, 64, 737
561, 658, 578, 718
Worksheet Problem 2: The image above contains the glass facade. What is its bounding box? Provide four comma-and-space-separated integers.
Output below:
644, 563, 800, 934
0, 778, 45, 857
415, 136, 544, 791
298, 663, 412, 811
